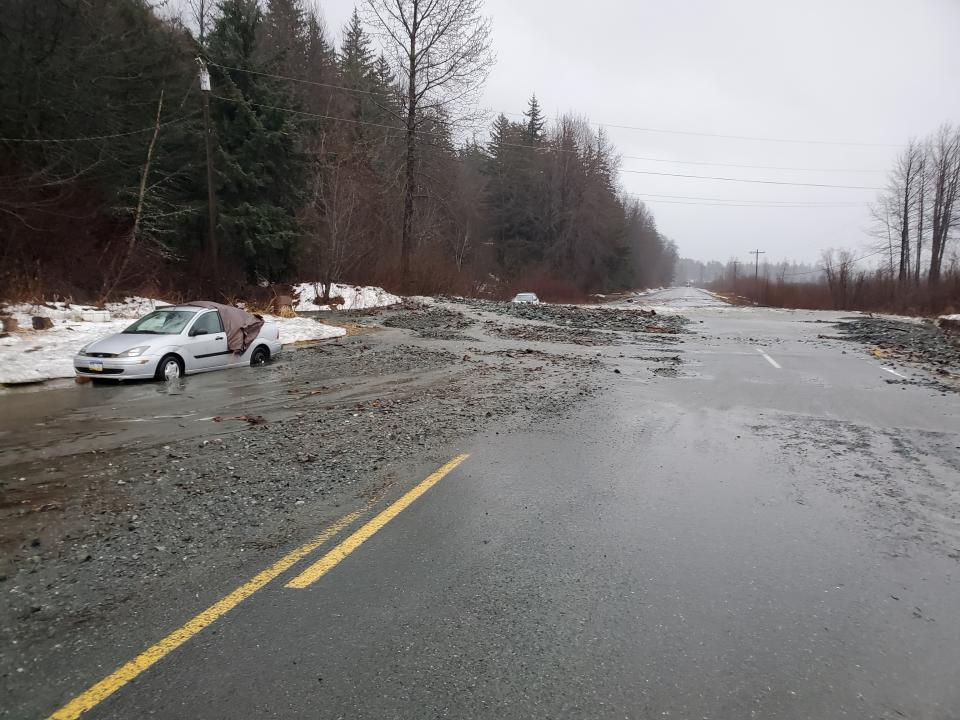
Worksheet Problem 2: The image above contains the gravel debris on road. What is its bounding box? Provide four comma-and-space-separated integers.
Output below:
485, 322, 619, 346
450, 298, 689, 334
836, 316, 960, 385
0, 296, 699, 716
381, 306, 474, 339
0, 301, 621, 702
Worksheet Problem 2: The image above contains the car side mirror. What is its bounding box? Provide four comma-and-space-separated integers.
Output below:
190, 328, 207, 337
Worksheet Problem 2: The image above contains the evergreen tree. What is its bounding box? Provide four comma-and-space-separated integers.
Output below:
260, 0, 309, 78
0, 0, 201, 296
522, 94, 545, 144
208, 0, 307, 281
299, 10, 339, 119
305, 12, 337, 82
337, 8, 384, 145
487, 114, 513, 162
339, 9, 375, 89
373, 53, 396, 92
485, 113, 546, 271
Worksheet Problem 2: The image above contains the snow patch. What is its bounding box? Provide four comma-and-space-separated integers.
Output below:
292, 283, 400, 311
270, 315, 345, 344
3, 296, 170, 327
0, 319, 135, 385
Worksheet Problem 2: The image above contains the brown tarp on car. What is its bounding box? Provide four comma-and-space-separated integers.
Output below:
187, 301, 264, 354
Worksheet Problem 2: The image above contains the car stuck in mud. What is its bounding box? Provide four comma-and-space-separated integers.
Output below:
73, 302, 281, 381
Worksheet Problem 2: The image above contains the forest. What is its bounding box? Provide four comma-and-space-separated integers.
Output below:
0, 0, 677, 303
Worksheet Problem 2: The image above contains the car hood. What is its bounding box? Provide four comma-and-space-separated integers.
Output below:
83, 333, 176, 355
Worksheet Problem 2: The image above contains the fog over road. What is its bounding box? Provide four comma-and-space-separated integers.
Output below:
5, 288, 959, 719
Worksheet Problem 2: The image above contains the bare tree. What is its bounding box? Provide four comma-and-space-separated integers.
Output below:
914, 148, 927, 285
822, 248, 858, 310
363, 0, 493, 284
301, 141, 372, 304
894, 140, 923, 283
188, 0, 214, 47
927, 123, 960, 284
872, 139, 925, 286
868, 196, 897, 278
99, 90, 166, 303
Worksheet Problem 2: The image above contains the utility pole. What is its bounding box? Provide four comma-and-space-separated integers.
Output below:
197, 58, 218, 289
749, 249, 765, 283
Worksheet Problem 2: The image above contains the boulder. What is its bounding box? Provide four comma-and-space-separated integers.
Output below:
938, 316, 960, 336
31, 316, 53, 330
273, 295, 294, 313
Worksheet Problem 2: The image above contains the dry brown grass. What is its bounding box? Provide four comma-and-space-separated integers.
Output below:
712, 271, 960, 316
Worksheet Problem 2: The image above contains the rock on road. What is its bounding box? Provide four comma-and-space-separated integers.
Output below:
6, 288, 960, 719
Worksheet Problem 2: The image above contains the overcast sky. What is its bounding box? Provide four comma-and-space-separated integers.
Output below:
318, 0, 960, 264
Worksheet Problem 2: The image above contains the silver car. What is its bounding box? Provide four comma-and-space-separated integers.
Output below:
511, 292, 540, 304
73, 305, 282, 381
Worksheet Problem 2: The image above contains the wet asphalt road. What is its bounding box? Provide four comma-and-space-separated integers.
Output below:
22, 289, 960, 719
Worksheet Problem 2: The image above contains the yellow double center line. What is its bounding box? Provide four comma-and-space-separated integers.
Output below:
49, 454, 469, 719
286, 454, 469, 589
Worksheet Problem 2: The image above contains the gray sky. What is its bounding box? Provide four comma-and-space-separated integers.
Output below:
321, 0, 960, 263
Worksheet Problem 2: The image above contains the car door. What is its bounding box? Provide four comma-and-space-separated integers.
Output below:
185, 311, 230, 371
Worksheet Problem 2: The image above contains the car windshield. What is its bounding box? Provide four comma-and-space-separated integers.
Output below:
122, 310, 195, 335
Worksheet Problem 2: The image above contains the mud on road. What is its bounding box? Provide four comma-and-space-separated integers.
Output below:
0, 299, 687, 713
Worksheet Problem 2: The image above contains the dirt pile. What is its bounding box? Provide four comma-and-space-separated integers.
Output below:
452, 298, 689, 334
485, 322, 618, 346
837, 317, 960, 375
382, 307, 475, 339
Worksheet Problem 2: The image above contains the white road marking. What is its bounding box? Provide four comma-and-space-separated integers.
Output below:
879, 366, 907, 379
755, 347, 781, 369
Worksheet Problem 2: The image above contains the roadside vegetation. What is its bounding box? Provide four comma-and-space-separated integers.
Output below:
698, 124, 960, 315
0, 0, 677, 305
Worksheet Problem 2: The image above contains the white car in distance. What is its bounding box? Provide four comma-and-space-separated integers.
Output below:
73, 304, 282, 381
511, 292, 540, 304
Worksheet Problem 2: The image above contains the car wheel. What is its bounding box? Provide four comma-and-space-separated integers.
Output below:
250, 346, 270, 366
155, 355, 183, 381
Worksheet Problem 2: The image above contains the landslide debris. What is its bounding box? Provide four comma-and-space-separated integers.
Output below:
485, 322, 618, 346
382, 307, 475, 339
0, 335, 600, 691
837, 317, 960, 377
451, 298, 689, 334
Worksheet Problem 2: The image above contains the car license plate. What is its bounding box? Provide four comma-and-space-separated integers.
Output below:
88, 360, 103, 372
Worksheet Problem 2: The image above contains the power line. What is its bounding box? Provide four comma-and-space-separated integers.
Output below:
207, 61, 397, 99
500, 110, 902, 148
780, 247, 890, 277
624, 191, 868, 206
628, 197, 866, 209
209, 93, 886, 192
0, 116, 195, 144
213, 63, 903, 151
600, 122, 902, 148
618, 155, 883, 174
619, 168, 882, 190
211, 94, 406, 133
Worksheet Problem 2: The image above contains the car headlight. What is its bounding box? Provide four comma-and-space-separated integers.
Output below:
78, 344, 91, 356
118, 346, 150, 357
